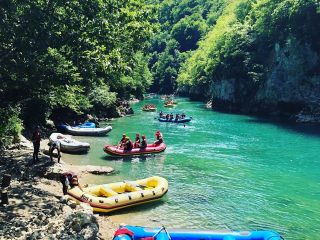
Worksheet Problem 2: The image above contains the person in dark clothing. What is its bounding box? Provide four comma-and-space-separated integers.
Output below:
134, 133, 140, 148
118, 134, 127, 148
154, 130, 163, 145
124, 137, 133, 151
140, 135, 147, 148
49, 140, 61, 163
60, 173, 83, 195
31, 126, 41, 162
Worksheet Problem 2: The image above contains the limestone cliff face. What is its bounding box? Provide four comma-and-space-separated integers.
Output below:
206, 39, 320, 122
255, 41, 320, 118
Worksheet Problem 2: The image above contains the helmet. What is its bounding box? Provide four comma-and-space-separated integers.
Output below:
122, 133, 126, 137
136, 133, 140, 137
142, 135, 146, 139
125, 136, 130, 140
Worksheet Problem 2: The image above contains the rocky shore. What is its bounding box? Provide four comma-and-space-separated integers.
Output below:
0, 137, 119, 239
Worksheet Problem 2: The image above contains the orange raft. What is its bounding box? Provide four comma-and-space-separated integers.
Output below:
103, 143, 166, 157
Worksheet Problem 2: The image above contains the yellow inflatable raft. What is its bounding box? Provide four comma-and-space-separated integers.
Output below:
67, 176, 168, 213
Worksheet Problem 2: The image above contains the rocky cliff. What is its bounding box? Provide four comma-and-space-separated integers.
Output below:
185, 40, 320, 123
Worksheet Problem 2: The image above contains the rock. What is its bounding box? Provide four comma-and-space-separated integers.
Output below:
28, 231, 40, 240
47, 222, 58, 234
45, 119, 55, 129
60, 195, 69, 203
67, 200, 77, 209
85, 165, 114, 175
19, 135, 33, 149
125, 107, 134, 115
79, 202, 93, 214
62, 205, 73, 216
80, 224, 99, 240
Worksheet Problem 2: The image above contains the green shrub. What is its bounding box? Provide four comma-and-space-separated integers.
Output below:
0, 106, 24, 148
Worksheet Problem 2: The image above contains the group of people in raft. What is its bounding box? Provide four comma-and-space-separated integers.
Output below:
142, 104, 156, 110
118, 130, 164, 151
159, 111, 186, 121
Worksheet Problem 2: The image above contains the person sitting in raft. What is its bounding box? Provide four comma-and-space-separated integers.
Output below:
159, 111, 164, 118
169, 113, 174, 120
134, 133, 140, 148
181, 113, 186, 119
165, 114, 170, 120
124, 137, 133, 151
175, 114, 180, 121
140, 135, 147, 148
154, 130, 163, 145
118, 134, 127, 148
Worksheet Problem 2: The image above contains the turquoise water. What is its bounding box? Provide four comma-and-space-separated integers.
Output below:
65, 97, 320, 239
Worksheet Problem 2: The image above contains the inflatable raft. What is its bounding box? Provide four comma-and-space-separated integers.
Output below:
158, 117, 192, 123
164, 103, 175, 108
49, 133, 90, 153
67, 176, 168, 213
142, 107, 157, 112
113, 225, 283, 240
58, 124, 112, 136
104, 143, 166, 157
75, 122, 96, 128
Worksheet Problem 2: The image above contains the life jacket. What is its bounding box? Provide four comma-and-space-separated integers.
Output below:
32, 131, 41, 144
140, 139, 147, 148
126, 140, 133, 150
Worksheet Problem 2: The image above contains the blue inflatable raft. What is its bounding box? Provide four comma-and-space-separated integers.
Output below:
158, 117, 192, 123
75, 122, 96, 128
57, 122, 95, 132
113, 225, 283, 240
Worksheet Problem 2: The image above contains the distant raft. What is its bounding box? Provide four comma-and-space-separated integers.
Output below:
49, 133, 90, 153
58, 124, 112, 136
104, 143, 166, 157
75, 122, 96, 128
164, 103, 175, 108
113, 225, 283, 240
158, 117, 192, 123
67, 176, 168, 213
142, 107, 157, 112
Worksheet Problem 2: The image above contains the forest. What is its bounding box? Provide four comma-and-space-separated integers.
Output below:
1, 0, 320, 147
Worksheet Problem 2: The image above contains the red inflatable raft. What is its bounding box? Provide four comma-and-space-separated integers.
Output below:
103, 143, 166, 156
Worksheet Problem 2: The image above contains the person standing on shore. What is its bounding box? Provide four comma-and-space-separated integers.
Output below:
49, 140, 61, 163
31, 126, 41, 163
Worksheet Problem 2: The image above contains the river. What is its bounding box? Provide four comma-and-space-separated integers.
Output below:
64, 97, 320, 239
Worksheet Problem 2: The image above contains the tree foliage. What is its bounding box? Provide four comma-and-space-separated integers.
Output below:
147, 0, 227, 93
177, 0, 320, 98
0, 0, 155, 131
